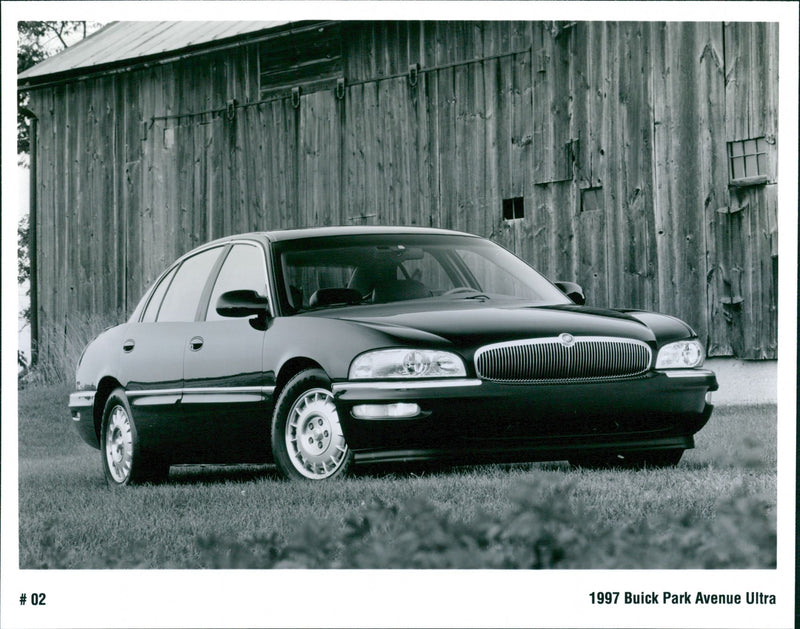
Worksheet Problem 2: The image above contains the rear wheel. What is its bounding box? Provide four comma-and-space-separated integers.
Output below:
271, 369, 352, 480
100, 389, 169, 486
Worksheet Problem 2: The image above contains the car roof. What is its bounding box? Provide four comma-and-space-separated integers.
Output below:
204, 225, 479, 246
265, 225, 478, 241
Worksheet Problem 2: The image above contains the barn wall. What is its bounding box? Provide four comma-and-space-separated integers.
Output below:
27, 21, 779, 364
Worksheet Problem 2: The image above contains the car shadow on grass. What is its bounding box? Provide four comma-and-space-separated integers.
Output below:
161, 460, 561, 484
167, 464, 281, 484
159, 457, 759, 486
350, 459, 566, 479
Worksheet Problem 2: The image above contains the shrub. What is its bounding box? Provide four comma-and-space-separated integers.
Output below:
193, 478, 584, 569
191, 475, 776, 569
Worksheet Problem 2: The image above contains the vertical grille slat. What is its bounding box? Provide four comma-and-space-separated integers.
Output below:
474, 337, 652, 383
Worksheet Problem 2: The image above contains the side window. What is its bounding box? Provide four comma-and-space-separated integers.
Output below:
157, 247, 222, 322
141, 266, 178, 322
206, 244, 268, 321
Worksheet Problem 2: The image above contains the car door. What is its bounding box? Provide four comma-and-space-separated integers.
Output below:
120, 246, 225, 453
180, 242, 270, 462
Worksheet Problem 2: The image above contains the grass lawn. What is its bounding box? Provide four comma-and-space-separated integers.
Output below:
18, 384, 776, 569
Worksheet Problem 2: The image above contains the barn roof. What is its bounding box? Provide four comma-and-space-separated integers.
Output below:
18, 21, 293, 86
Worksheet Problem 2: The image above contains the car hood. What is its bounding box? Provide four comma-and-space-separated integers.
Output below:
311, 301, 660, 349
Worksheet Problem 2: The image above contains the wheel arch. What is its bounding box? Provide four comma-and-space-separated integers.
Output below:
93, 377, 123, 444
274, 357, 326, 402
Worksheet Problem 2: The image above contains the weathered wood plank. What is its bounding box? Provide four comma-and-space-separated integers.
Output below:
67, 80, 80, 322
509, 23, 532, 257
342, 83, 362, 224
421, 23, 440, 228
436, 64, 456, 230
378, 77, 399, 225
298, 90, 340, 227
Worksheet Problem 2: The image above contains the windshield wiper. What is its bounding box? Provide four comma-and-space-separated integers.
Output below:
441, 287, 491, 301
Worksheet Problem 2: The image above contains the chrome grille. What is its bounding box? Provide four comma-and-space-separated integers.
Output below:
474, 337, 652, 383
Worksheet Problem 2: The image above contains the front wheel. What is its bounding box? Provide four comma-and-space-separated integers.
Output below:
100, 389, 169, 486
271, 369, 353, 480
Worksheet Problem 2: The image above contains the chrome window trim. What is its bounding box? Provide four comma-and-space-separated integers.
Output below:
227, 238, 275, 318
135, 236, 275, 324
204, 239, 275, 321
136, 263, 179, 323
152, 245, 227, 323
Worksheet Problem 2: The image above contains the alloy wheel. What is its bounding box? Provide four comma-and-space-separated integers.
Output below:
284, 388, 349, 479
105, 405, 134, 483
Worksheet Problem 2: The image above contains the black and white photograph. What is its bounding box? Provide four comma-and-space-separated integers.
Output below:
2, 2, 797, 628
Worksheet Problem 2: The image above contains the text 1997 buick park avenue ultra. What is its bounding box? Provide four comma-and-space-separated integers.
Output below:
69, 226, 718, 484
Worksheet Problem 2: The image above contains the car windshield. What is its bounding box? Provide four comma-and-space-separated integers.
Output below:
272, 234, 571, 314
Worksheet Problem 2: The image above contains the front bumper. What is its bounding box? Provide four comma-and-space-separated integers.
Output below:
332, 369, 718, 461
68, 391, 100, 448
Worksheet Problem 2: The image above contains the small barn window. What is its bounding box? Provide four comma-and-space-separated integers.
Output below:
503, 197, 525, 221
259, 24, 343, 99
727, 137, 769, 186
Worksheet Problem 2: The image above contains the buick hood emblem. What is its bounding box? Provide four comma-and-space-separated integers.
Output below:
559, 333, 576, 347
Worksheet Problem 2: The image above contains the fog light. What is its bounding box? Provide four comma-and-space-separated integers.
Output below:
72, 411, 81, 422
352, 403, 421, 419
705, 391, 714, 405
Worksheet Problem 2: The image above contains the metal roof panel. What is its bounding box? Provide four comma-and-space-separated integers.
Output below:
19, 21, 289, 81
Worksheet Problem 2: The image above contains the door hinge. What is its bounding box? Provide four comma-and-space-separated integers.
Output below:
716, 202, 749, 215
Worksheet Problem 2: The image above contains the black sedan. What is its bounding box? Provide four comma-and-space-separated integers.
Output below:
69, 227, 717, 484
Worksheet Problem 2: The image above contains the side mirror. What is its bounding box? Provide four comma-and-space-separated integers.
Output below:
216, 290, 270, 318
554, 281, 586, 306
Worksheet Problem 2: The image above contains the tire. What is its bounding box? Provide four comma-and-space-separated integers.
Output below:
570, 449, 683, 470
100, 388, 170, 486
271, 369, 353, 480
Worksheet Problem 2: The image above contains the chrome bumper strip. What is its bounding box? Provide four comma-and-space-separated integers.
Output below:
661, 370, 715, 379
126, 388, 183, 398
126, 386, 275, 397
68, 391, 96, 407
332, 379, 482, 393
76, 386, 278, 402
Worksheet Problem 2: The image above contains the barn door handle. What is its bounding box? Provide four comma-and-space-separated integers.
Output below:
122, 339, 135, 353
408, 63, 419, 87
189, 336, 204, 351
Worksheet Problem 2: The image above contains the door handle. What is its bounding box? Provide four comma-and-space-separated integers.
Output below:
189, 336, 204, 351
122, 339, 135, 353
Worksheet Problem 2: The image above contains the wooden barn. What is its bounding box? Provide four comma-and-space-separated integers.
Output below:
18, 20, 779, 364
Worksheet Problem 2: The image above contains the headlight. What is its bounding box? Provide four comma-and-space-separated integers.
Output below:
350, 349, 466, 379
655, 339, 705, 369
